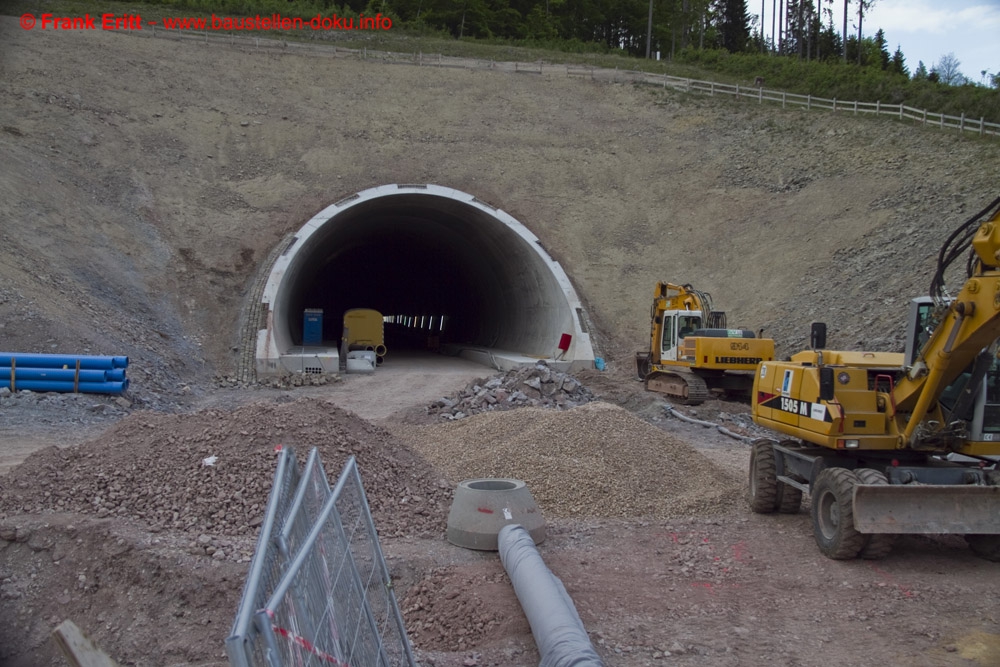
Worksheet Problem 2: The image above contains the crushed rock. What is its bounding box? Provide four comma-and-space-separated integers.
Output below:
427, 362, 595, 420
214, 373, 340, 389
394, 401, 744, 519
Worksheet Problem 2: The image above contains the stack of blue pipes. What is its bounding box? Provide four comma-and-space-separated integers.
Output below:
0, 353, 129, 396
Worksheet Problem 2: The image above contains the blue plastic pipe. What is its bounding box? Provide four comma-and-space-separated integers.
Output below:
0, 368, 109, 383
0, 353, 129, 370
0, 379, 129, 395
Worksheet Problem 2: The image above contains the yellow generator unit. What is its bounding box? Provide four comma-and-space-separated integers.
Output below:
342, 309, 387, 365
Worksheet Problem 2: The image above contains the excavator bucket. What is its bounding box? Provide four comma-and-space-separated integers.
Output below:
853, 484, 1000, 534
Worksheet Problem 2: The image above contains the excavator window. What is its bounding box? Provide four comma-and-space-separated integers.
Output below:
678, 316, 700, 339
661, 318, 675, 352
983, 356, 1000, 435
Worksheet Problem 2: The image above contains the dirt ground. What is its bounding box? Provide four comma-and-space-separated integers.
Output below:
2, 11, 1000, 667
2, 370, 999, 667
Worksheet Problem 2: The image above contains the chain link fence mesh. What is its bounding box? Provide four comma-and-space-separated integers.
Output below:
227, 449, 414, 667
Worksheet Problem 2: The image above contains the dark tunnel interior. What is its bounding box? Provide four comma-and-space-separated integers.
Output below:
292, 225, 487, 350
281, 196, 518, 354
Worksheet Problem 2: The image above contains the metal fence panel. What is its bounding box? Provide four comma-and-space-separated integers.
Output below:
226, 447, 301, 667
278, 447, 332, 561
253, 456, 415, 667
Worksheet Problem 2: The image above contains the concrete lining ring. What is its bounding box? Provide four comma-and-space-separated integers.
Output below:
254, 184, 595, 376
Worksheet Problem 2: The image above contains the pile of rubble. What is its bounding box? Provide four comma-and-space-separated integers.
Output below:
427, 363, 595, 420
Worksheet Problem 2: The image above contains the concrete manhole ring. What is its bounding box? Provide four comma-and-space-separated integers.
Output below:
446, 478, 546, 551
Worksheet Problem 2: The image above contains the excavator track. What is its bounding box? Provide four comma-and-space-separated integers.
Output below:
645, 370, 710, 405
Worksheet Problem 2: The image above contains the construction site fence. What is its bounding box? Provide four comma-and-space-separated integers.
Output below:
117, 26, 999, 140
226, 448, 414, 667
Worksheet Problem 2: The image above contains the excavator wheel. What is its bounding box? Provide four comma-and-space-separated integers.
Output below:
964, 535, 1000, 562
811, 468, 866, 560
854, 469, 896, 560
748, 439, 779, 513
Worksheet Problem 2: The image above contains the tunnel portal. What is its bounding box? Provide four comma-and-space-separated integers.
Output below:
255, 184, 595, 375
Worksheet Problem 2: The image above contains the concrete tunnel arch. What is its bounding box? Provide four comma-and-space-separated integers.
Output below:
255, 184, 595, 376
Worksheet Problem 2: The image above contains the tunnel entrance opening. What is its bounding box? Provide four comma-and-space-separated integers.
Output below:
254, 184, 595, 377
292, 225, 481, 352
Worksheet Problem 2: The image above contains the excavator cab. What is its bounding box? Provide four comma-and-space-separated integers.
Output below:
659, 312, 702, 362
904, 297, 1000, 445
968, 352, 1000, 443
677, 315, 701, 339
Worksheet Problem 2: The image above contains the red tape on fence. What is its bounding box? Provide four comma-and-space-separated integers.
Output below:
264, 610, 350, 667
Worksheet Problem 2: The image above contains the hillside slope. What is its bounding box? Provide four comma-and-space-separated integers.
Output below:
2, 17, 998, 400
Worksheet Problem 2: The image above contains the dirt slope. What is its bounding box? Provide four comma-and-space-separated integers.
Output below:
2, 16, 998, 395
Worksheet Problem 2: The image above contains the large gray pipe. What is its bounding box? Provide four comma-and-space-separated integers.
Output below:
497, 524, 605, 667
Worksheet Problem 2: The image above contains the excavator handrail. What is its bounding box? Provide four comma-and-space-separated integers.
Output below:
874, 373, 897, 415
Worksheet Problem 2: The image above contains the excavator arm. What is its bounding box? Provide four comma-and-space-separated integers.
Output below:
891, 198, 1000, 446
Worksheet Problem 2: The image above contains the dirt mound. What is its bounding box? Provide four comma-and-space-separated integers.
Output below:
393, 401, 744, 519
0, 398, 453, 543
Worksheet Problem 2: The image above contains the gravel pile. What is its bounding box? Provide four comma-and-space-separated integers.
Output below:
0, 398, 453, 551
395, 401, 744, 519
427, 362, 595, 420
214, 373, 339, 389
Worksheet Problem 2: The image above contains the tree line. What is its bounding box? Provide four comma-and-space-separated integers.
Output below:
167, 0, 996, 88
129, 0, 1000, 121
323, 0, 993, 87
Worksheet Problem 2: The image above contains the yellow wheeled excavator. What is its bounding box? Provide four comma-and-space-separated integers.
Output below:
635, 282, 775, 404
749, 196, 1000, 561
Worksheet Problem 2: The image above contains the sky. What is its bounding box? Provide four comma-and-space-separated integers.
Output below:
755, 0, 1000, 85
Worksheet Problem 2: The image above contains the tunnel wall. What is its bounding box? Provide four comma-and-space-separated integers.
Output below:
255, 184, 595, 375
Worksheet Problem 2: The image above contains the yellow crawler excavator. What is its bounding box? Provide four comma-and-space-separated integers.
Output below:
749, 196, 1000, 561
635, 282, 775, 405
